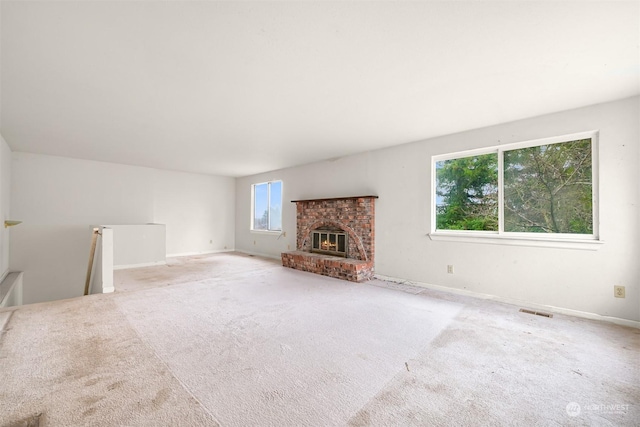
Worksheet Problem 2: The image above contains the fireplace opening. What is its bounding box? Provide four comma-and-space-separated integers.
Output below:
311, 229, 347, 257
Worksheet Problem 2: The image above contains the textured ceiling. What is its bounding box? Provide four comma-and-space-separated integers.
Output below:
1, 1, 638, 177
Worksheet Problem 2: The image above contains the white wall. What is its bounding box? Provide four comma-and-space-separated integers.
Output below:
0, 4, 8, 281
153, 170, 235, 256
10, 153, 235, 304
0, 135, 11, 279
236, 97, 640, 323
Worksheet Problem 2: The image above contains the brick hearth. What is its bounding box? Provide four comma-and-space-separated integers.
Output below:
281, 196, 377, 282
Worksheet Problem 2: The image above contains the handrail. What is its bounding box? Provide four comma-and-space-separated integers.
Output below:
84, 228, 101, 296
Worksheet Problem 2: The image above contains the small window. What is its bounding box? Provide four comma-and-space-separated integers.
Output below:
252, 180, 282, 231
433, 132, 598, 240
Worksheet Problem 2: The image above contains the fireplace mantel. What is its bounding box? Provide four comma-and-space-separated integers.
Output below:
291, 195, 378, 203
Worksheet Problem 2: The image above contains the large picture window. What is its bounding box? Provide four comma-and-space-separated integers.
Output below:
433, 132, 598, 240
252, 180, 282, 231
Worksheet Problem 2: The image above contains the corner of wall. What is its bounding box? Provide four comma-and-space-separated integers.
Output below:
0, 134, 12, 280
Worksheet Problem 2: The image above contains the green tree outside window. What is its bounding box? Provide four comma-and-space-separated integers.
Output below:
435, 137, 594, 235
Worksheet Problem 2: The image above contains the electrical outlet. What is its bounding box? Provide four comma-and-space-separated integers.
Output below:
447, 265, 454, 274
287, 244, 290, 250
614, 285, 625, 298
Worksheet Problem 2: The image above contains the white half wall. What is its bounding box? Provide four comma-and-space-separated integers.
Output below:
236, 97, 640, 323
102, 224, 166, 269
10, 153, 235, 304
0, 134, 11, 280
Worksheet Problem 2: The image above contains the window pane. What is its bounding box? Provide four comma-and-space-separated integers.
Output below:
269, 181, 282, 231
504, 139, 592, 234
436, 153, 498, 231
253, 183, 268, 230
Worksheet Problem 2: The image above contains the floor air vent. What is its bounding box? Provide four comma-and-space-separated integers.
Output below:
519, 308, 553, 318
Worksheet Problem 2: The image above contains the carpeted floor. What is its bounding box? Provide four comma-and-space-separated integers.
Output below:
1, 252, 638, 426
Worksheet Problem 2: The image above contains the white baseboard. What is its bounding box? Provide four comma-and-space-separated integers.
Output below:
166, 249, 235, 258
375, 274, 640, 329
113, 261, 167, 270
102, 286, 115, 294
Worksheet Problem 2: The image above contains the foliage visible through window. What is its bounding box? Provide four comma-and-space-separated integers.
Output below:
503, 139, 592, 233
435, 135, 595, 236
253, 181, 282, 231
436, 153, 498, 231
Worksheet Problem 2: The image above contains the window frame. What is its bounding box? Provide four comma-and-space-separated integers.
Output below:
251, 180, 283, 233
430, 131, 602, 250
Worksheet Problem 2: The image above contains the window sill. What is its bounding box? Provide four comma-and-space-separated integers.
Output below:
250, 229, 284, 236
427, 232, 603, 250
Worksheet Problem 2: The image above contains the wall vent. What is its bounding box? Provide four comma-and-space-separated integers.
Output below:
519, 308, 553, 318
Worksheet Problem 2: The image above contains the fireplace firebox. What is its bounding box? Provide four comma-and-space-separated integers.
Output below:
311, 229, 347, 257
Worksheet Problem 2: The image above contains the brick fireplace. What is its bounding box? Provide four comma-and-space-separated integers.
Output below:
281, 196, 377, 282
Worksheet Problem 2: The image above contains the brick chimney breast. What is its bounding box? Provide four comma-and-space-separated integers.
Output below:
282, 196, 377, 282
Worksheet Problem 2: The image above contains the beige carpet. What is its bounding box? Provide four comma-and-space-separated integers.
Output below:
0, 295, 215, 426
1, 252, 638, 426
